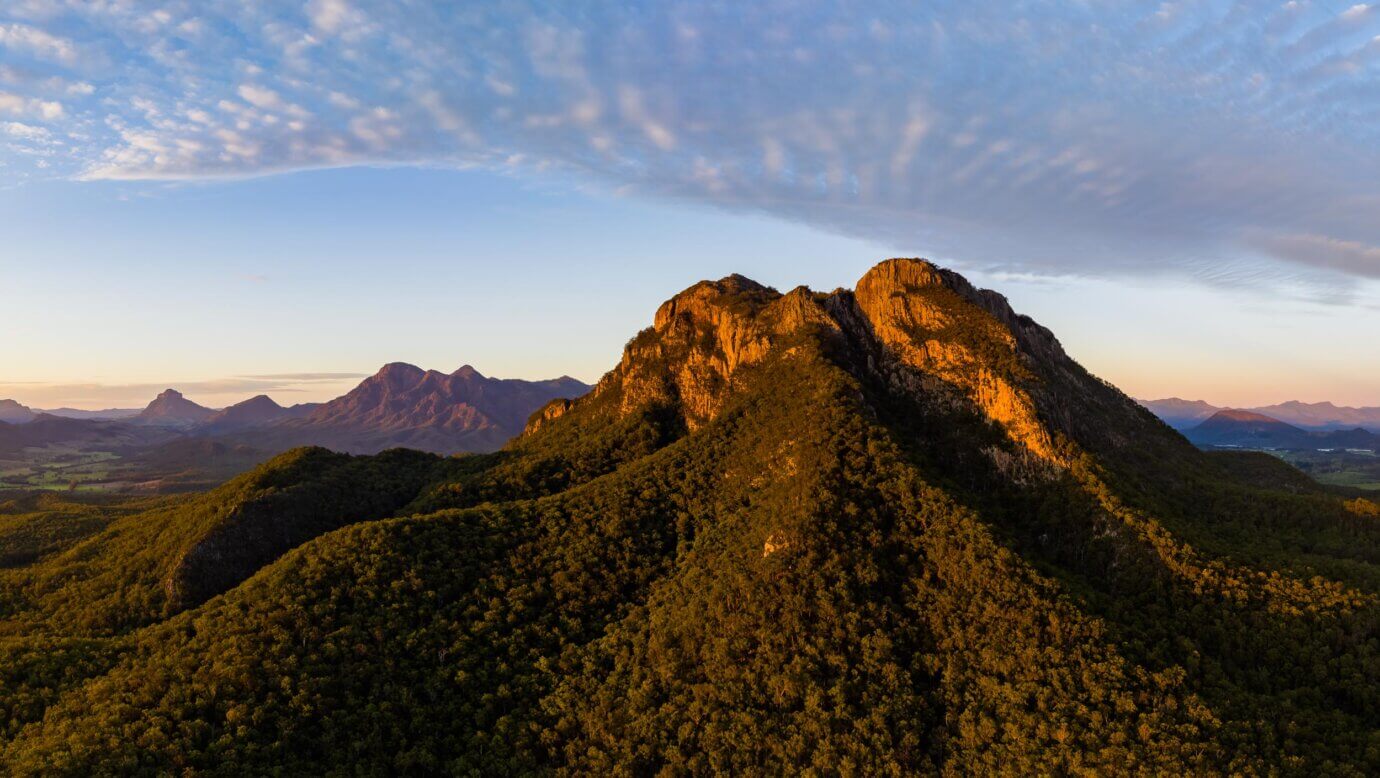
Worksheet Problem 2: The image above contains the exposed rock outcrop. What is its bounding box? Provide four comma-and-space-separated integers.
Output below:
558, 258, 1088, 463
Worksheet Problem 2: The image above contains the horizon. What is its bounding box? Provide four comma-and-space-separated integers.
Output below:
5, 3, 1380, 409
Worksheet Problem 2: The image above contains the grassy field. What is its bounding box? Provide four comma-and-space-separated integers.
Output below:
0, 448, 125, 492
1275, 449, 1380, 491
0, 439, 271, 494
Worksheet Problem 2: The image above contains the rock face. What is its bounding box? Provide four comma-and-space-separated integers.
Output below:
552, 257, 1130, 467
852, 259, 1065, 463
576, 276, 840, 431
136, 389, 216, 427
245, 363, 590, 454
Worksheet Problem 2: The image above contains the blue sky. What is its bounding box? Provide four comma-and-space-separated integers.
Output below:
2, 1, 1380, 409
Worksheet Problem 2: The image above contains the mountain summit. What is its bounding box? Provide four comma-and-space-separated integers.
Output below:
6, 259, 1380, 774
200, 394, 299, 433
135, 388, 216, 427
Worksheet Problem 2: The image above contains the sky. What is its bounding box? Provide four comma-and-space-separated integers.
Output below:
2, 1, 1380, 409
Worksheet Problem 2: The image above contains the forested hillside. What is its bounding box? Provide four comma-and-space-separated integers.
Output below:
4, 259, 1380, 774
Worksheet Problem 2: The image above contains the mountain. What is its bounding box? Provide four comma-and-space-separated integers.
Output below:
1254, 400, 1380, 431
1142, 398, 1380, 432
234, 363, 590, 454
1137, 397, 1219, 429
135, 389, 216, 427
200, 394, 292, 433
1187, 409, 1380, 450
1188, 409, 1305, 446
7, 259, 1380, 773
0, 400, 35, 425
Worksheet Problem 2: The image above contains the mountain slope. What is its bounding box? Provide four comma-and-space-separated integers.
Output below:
4, 259, 1380, 773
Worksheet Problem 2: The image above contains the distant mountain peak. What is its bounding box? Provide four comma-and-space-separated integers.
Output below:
137, 388, 215, 427
201, 394, 288, 432
221, 363, 592, 455
241, 394, 280, 406
0, 398, 36, 424
376, 362, 425, 377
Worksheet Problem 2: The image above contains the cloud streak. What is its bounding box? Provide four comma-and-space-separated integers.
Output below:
4, 1, 1380, 284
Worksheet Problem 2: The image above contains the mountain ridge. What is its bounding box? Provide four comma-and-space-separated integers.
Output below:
235, 362, 590, 454
1142, 396, 1380, 431
1187, 408, 1380, 451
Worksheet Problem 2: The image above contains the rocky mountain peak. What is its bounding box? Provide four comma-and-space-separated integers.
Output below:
557, 257, 1141, 464
452, 364, 484, 380
138, 388, 216, 426
374, 362, 426, 382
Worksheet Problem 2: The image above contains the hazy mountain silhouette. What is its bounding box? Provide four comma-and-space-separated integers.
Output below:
0, 400, 36, 425
135, 389, 216, 428
1187, 408, 1380, 450
1142, 397, 1380, 432
226, 364, 590, 454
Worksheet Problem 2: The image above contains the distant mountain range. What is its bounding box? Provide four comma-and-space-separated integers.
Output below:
0, 364, 590, 460
0, 399, 143, 423
1140, 397, 1380, 432
224, 363, 589, 454
1181, 409, 1380, 451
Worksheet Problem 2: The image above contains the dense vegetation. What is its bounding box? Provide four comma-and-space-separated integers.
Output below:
4, 259, 1380, 774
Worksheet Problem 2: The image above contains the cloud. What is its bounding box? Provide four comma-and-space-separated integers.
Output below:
0, 121, 49, 140
237, 373, 369, 381
5, 2, 1380, 285
1252, 233, 1380, 279
0, 91, 62, 120
0, 23, 78, 65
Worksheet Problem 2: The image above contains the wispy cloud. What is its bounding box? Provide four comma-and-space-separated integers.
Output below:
237, 372, 368, 381
4, 2, 1380, 284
